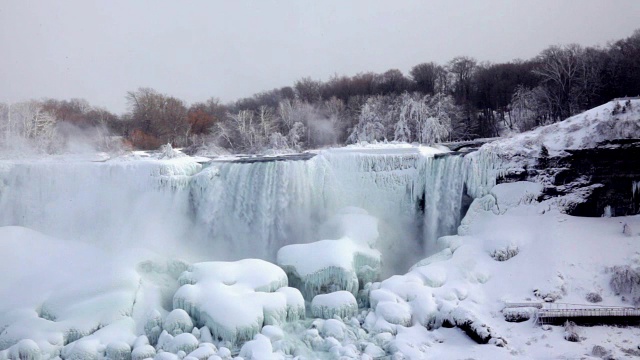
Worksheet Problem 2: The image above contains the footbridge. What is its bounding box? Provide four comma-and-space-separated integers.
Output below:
534, 303, 640, 326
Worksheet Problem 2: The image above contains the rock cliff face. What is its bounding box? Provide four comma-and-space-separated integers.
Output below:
498, 140, 640, 217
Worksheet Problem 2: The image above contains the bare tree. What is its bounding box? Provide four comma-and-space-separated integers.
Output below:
533, 44, 600, 121
410, 62, 445, 95
125, 88, 190, 148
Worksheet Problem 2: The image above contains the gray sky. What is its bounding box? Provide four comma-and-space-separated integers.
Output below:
1, 0, 639, 113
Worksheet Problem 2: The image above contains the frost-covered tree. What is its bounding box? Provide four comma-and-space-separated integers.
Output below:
420, 95, 453, 144
268, 132, 289, 151
393, 114, 412, 142
0, 101, 59, 152
509, 85, 551, 132
257, 106, 274, 139
393, 93, 454, 145
348, 98, 388, 143
277, 99, 296, 133
288, 122, 306, 150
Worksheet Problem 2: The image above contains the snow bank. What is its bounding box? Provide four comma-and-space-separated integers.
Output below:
173, 259, 303, 346
0, 227, 144, 357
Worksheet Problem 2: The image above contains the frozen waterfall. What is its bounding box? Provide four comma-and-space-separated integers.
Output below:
0, 146, 499, 273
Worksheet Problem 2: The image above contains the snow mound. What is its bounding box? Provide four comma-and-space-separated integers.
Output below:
131, 344, 156, 360
311, 291, 358, 319
172, 259, 303, 347
490, 181, 543, 213
238, 334, 274, 360
0, 226, 146, 358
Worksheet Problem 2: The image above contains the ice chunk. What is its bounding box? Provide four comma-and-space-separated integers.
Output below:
106, 341, 132, 360
144, 310, 164, 346
364, 343, 385, 358
311, 291, 358, 319
133, 335, 150, 349
9, 339, 41, 360
132, 344, 156, 360
274, 287, 305, 322
319, 319, 345, 341
260, 325, 284, 342
238, 334, 273, 360
188, 345, 216, 360
163, 309, 194, 336
61, 339, 101, 360
168, 333, 199, 354
154, 353, 180, 360
198, 326, 213, 344
173, 259, 301, 347
216, 347, 232, 359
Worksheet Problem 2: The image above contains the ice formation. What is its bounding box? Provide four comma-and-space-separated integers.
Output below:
172, 259, 303, 346
311, 291, 358, 319
163, 309, 194, 336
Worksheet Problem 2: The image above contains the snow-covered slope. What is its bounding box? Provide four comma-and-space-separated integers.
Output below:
364, 181, 640, 359
462, 99, 640, 214
482, 98, 640, 158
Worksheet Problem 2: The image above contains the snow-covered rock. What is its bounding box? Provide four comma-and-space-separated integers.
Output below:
163, 309, 194, 336
105, 341, 132, 360
8, 339, 41, 360
238, 334, 274, 360
311, 291, 358, 319
186, 344, 217, 360
277, 208, 382, 300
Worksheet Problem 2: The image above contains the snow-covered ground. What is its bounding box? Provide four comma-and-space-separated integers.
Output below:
1, 101, 639, 359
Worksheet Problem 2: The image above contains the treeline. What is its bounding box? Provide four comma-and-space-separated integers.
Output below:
1, 30, 639, 154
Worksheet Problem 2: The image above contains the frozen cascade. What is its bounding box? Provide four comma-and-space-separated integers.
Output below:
0, 147, 502, 271
191, 148, 500, 268
190, 159, 329, 261
421, 155, 467, 252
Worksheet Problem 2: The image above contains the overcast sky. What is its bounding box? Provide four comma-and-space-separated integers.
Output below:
1, 0, 639, 113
